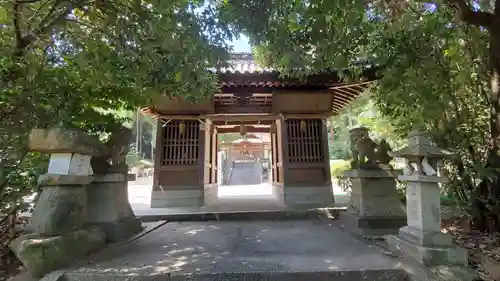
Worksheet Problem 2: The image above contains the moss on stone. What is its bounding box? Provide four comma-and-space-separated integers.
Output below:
9, 227, 106, 278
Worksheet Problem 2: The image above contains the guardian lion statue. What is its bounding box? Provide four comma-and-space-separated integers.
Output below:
91, 126, 132, 174
349, 127, 393, 169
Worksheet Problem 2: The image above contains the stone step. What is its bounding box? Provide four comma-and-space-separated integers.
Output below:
59, 269, 408, 281
138, 207, 345, 222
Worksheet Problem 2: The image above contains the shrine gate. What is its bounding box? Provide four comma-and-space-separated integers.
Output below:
140, 54, 377, 208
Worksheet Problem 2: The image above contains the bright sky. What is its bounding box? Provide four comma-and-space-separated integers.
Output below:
230, 34, 252, 53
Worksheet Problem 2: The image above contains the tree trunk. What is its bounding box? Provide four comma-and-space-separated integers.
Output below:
472, 26, 500, 232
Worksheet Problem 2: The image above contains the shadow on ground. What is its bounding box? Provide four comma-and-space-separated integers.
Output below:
61, 219, 405, 281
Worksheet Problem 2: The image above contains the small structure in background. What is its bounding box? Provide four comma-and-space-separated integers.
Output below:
219, 133, 271, 186
219, 133, 271, 185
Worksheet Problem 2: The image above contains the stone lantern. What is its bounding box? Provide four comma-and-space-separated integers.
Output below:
386, 130, 468, 268
390, 130, 452, 177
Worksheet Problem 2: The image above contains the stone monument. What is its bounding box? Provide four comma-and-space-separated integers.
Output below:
9, 128, 142, 278
10, 128, 107, 277
343, 127, 406, 235
386, 130, 469, 268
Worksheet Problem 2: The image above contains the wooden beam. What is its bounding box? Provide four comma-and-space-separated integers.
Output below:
281, 113, 333, 119
217, 126, 271, 134
215, 106, 272, 114
329, 80, 375, 90
213, 120, 275, 126
204, 114, 279, 122
219, 86, 331, 94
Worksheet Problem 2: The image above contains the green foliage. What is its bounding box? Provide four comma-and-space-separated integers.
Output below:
218, 133, 242, 144
328, 94, 405, 160
330, 160, 351, 178
222, 1, 499, 228
126, 147, 142, 168
0, 0, 235, 216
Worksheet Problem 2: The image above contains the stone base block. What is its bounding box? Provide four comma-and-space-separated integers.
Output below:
398, 226, 453, 247
32, 175, 93, 236
86, 174, 135, 222
428, 265, 477, 281
151, 188, 203, 208
9, 227, 106, 278
356, 216, 407, 235
281, 186, 334, 208
348, 175, 405, 218
386, 234, 468, 267
204, 184, 218, 206
94, 217, 143, 243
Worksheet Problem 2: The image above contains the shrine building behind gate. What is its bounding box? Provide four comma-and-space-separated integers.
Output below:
140, 53, 377, 208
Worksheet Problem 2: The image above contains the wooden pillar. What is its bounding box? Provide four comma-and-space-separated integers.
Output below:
203, 120, 218, 205
275, 118, 286, 184
150, 118, 205, 208
210, 126, 218, 184
203, 120, 211, 185
153, 119, 163, 189
271, 133, 277, 183
271, 121, 278, 184
321, 118, 332, 186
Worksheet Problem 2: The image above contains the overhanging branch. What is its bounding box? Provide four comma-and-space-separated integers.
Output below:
447, 0, 493, 28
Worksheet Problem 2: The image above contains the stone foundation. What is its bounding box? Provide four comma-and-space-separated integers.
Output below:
204, 184, 218, 206
10, 227, 106, 278
86, 173, 142, 242
344, 169, 406, 234
387, 227, 468, 266
386, 174, 469, 268
281, 185, 334, 208
31, 174, 92, 236
151, 187, 204, 208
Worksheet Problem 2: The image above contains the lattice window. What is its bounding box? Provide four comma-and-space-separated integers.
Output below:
286, 119, 324, 164
161, 120, 200, 165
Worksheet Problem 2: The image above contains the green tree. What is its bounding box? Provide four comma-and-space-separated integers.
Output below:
0, 0, 234, 215
328, 93, 404, 160
218, 1, 500, 231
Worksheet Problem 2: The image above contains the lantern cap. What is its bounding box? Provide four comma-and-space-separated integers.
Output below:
349, 126, 370, 133
389, 130, 453, 159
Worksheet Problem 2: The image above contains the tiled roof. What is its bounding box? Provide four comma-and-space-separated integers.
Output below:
214, 53, 272, 74
213, 53, 378, 89
231, 138, 264, 144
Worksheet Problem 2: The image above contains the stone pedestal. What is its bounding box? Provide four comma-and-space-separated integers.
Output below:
204, 184, 219, 206
31, 174, 93, 235
86, 173, 142, 242
10, 227, 105, 278
10, 174, 106, 278
10, 128, 110, 277
151, 187, 204, 208
280, 185, 334, 208
344, 168, 406, 234
386, 174, 468, 266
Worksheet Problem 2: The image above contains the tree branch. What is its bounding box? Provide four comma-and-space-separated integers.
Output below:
13, 1, 24, 56
34, 0, 69, 37
447, 0, 493, 28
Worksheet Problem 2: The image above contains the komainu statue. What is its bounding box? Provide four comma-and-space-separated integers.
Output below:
91, 126, 132, 174
349, 127, 393, 169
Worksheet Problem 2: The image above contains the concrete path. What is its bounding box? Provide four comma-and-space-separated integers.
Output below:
63, 219, 405, 281
228, 161, 262, 185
